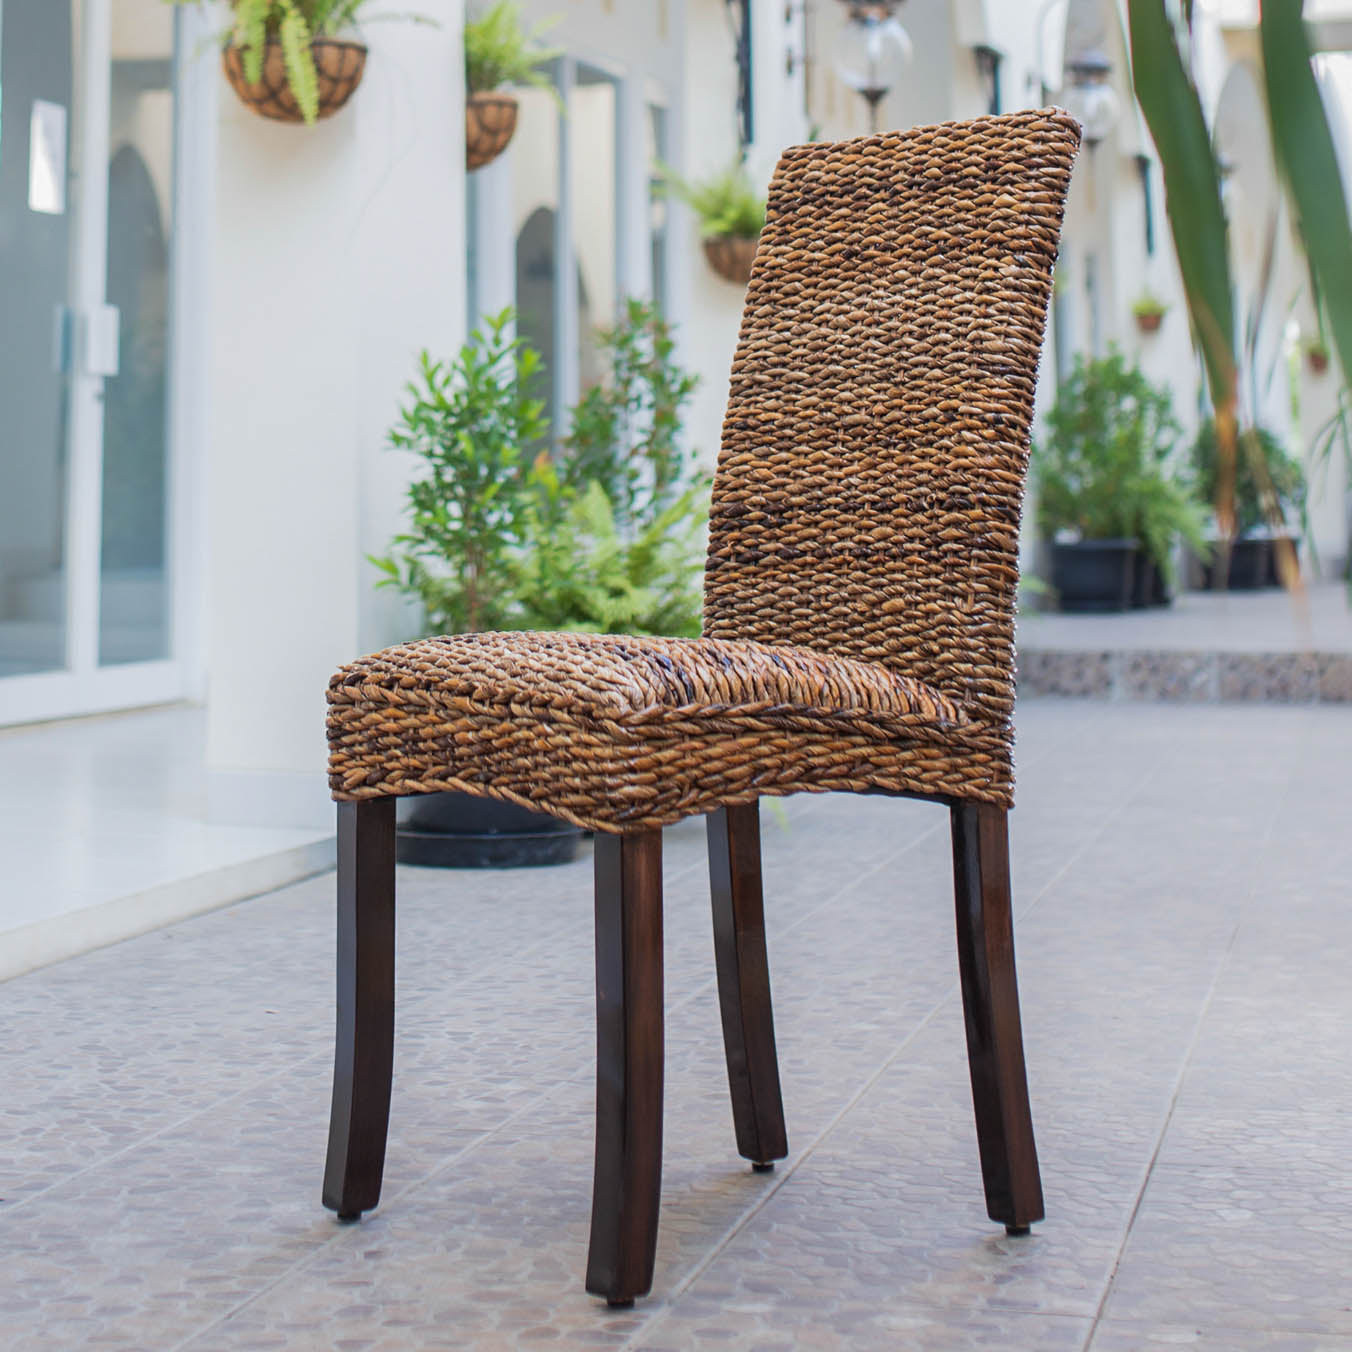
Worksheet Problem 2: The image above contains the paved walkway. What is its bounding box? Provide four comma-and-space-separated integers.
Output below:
1017, 583, 1352, 702
2, 701, 1350, 1350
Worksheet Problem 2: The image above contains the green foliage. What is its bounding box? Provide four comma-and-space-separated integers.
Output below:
514, 477, 706, 637
374, 304, 706, 639
562, 299, 703, 535
1127, 0, 1237, 414
1259, 2, 1352, 403
660, 162, 766, 241
464, 0, 559, 94
371, 311, 549, 634
278, 2, 318, 119
1190, 420, 1306, 539
1131, 291, 1168, 320
1035, 352, 1208, 582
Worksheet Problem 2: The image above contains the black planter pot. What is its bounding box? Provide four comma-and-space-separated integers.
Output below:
1131, 552, 1172, 608
396, 791, 582, 868
1052, 539, 1138, 612
1267, 535, 1301, 587
1201, 537, 1270, 590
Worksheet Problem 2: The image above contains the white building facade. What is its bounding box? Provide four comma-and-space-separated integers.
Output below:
0, 0, 1347, 828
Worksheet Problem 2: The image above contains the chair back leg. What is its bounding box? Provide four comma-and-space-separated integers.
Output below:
950, 801, 1044, 1234
586, 828, 665, 1305
707, 802, 788, 1168
323, 798, 397, 1220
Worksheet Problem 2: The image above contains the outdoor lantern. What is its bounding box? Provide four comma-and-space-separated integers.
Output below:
834, 1, 913, 133
1062, 47, 1119, 147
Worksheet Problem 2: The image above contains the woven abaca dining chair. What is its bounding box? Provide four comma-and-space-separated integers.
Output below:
321, 108, 1081, 1306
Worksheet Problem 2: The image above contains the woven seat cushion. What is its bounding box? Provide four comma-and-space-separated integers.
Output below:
326, 632, 999, 830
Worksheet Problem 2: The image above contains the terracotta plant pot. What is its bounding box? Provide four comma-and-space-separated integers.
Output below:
1306, 347, 1330, 375
466, 91, 519, 171
222, 38, 367, 123
703, 234, 760, 286
1134, 310, 1165, 334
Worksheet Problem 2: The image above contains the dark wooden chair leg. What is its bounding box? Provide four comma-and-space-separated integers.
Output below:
322, 797, 397, 1221
707, 802, 788, 1169
586, 828, 664, 1306
951, 801, 1044, 1235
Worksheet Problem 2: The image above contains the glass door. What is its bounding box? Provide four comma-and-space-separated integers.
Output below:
0, 0, 81, 678
0, 0, 185, 724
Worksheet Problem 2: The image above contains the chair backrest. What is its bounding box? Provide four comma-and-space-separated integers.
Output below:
702, 109, 1080, 728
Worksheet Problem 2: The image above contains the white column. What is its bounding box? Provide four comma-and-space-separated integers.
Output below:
205, 1, 469, 829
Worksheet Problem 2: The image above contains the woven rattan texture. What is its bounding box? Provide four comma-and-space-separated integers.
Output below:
221, 39, 366, 123
327, 110, 1080, 831
466, 93, 520, 171
705, 110, 1081, 734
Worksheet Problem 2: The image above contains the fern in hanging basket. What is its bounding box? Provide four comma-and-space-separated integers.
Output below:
462, 1, 560, 171
168, 0, 426, 124
659, 162, 767, 285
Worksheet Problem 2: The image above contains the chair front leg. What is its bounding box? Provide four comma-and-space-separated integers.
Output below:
322, 798, 397, 1221
707, 802, 788, 1169
586, 828, 664, 1306
950, 801, 1044, 1234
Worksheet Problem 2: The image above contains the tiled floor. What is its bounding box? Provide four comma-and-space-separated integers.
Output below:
0, 707, 332, 981
1016, 583, 1352, 702
2, 700, 1350, 1350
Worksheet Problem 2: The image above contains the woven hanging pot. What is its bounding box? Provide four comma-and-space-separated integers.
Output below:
221, 38, 368, 123
466, 91, 519, 170
703, 234, 759, 286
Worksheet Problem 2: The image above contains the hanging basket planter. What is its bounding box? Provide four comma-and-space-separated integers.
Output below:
1133, 309, 1165, 334
702, 234, 759, 286
466, 91, 520, 171
221, 38, 368, 124
1305, 345, 1331, 376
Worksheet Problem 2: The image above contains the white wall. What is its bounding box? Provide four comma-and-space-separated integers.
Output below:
205, 3, 467, 828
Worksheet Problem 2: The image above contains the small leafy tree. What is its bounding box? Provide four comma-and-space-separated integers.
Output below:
561, 298, 703, 537
373, 303, 707, 638
1035, 352, 1208, 583
371, 311, 547, 633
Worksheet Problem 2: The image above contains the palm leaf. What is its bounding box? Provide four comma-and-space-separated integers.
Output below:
1127, 0, 1237, 411
1259, 0, 1352, 396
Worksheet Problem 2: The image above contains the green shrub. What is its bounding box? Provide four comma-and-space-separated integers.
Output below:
370, 312, 548, 634
1035, 351, 1208, 582
1190, 419, 1306, 538
373, 303, 706, 639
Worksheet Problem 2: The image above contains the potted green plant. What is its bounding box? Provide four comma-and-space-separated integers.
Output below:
168, 0, 405, 124
371, 312, 577, 866
373, 302, 704, 866
463, 0, 559, 171
662, 162, 767, 286
1189, 420, 1306, 589
1303, 335, 1331, 376
1035, 352, 1206, 611
1131, 291, 1169, 334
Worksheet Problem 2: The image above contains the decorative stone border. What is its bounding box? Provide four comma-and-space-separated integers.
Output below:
1018, 649, 1352, 703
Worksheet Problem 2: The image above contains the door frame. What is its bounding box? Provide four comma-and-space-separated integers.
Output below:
1, 0, 212, 727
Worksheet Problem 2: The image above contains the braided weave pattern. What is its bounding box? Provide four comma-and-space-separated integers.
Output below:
327, 110, 1080, 831
221, 39, 367, 123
